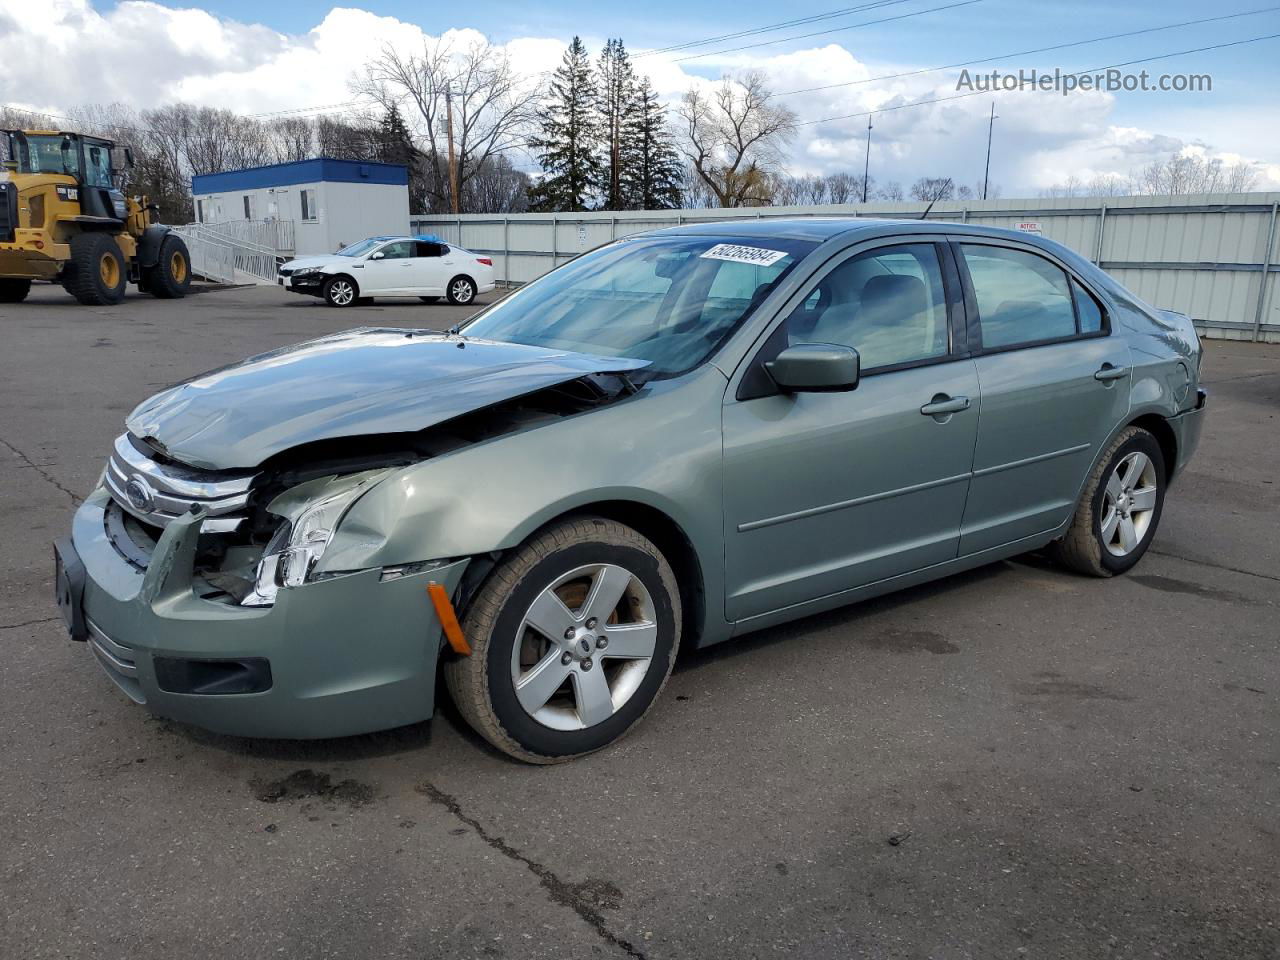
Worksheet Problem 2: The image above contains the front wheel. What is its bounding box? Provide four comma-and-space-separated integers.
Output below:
63, 233, 127, 305
322, 276, 358, 307
1049, 426, 1166, 576
445, 517, 681, 763
0, 278, 31, 303
446, 276, 475, 305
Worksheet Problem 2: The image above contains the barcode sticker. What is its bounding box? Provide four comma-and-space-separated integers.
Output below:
699, 243, 789, 267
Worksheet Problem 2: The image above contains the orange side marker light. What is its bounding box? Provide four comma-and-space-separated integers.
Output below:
428, 581, 471, 656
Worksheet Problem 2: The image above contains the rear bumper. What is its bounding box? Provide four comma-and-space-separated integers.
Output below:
1168, 388, 1207, 479
66, 489, 468, 739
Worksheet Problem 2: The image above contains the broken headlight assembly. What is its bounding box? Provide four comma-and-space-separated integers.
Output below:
242, 477, 381, 607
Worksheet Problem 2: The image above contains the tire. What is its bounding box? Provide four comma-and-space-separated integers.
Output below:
0, 278, 31, 303
143, 234, 192, 299
446, 275, 476, 305
62, 233, 127, 305
322, 275, 358, 307
1049, 426, 1166, 577
418, 296, 440, 304
445, 517, 681, 764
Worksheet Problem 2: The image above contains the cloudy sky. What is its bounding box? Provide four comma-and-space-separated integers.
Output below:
3, 0, 1278, 194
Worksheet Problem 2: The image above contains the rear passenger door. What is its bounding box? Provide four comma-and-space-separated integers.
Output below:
406, 241, 449, 295
955, 241, 1131, 555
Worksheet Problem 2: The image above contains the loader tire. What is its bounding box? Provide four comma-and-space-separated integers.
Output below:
0, 279, 31, 303
144, 234, 192, 299
62, 233, 127, 305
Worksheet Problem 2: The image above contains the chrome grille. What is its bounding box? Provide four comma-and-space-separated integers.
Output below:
104, 433, 257, 534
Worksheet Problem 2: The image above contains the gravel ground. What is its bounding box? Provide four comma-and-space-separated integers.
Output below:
1, 282, 1276, 959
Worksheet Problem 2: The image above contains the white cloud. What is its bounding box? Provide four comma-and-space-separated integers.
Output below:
0, 0, 1274, 194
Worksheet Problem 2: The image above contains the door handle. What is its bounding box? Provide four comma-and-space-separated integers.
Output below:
1094, 363, 1129, 382
920, 394, 971, 416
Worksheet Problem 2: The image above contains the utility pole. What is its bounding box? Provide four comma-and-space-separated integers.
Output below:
445, 85, 460, 214
862, 113, 873, 204
982, 101, 997, 201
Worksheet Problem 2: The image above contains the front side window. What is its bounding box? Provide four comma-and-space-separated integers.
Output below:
462, 235, 816, 378
18, 135, 79, 177
785, 243, 950, 370
377, 241, 413, 260
961, 245, 1081, 348
83, 142, 113, 188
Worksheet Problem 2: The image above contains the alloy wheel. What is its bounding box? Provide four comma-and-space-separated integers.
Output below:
1100, 450, 1158, 556
329, 280, 355, 306
451, 279, 474, 303
510, 563, 658, 731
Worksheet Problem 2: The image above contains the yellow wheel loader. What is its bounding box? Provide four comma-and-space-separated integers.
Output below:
0, 130, 191, 305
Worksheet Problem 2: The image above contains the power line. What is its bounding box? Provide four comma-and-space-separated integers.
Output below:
795, 31, 1280, 127
671, 0, 986, 63
775, 5, 1280, 98
634, 0, 916, 57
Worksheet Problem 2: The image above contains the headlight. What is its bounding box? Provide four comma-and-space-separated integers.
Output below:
243, 480, 379, 607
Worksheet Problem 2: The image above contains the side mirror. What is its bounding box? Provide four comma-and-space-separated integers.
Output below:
765, 343, 860, 393
370, 251, 384, 260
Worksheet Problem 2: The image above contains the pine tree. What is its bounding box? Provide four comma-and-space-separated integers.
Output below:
375, 105, 427, 214
621, 76, 684, 210
597, 39, 636, 211
527, 37, 601, 212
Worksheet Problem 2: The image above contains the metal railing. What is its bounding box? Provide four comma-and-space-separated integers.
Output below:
173, 224, 279, 285
192, 218, 295, 253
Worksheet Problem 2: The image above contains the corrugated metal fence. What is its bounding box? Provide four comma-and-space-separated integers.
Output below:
412, 193, 1280, 342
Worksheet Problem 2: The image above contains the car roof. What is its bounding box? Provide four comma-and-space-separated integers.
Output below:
364, 234, 451, 244
647, 216, 1067, 247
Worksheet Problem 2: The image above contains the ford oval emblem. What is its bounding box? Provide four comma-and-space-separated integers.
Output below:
124, 475, 156, 513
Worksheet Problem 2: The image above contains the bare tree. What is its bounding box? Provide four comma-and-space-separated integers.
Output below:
909, 177, 955, 203
875, 180, 905, 202
1133, 154, 1257, 195
356, 38, 538, 213
678, 71, 796, 208
826, 172, 857, 204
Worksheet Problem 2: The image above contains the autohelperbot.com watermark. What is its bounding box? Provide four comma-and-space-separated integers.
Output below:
956, 68, 1212, 95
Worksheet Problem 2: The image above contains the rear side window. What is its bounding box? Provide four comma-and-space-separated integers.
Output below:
785, 243, 950, 371
961, 245, 1079, 349
1073, 278, 1104, 333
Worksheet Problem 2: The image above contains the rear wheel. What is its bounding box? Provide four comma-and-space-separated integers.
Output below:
1049, 426, 1166, 576
143, 234, 192, 299
0, 278, 31, 303
445, 517, 680, 763
323, 276, 358, 307
446, 275, 475, 305
63, 233, 127, 305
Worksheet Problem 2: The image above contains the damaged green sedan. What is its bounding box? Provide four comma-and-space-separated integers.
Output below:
55, 219, 1206, 762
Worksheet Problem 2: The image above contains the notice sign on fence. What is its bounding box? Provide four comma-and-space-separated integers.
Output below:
1015, 221, 1044, 235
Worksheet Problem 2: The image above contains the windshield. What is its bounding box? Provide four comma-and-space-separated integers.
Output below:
17, 135, 79, 177
337, 238, 384, 258
462, 235, 815, 377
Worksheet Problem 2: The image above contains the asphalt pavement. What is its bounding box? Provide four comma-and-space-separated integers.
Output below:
1, 282, 1276, 959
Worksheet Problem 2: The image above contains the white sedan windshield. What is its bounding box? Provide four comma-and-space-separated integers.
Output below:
337, 238, 383, 258
462, 236, 815, 377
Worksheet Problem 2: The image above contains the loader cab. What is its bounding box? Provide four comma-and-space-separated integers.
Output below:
3, 130, 129, 222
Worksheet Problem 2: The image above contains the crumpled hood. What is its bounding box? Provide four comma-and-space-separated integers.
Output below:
282, 255, 345, 272
126, 328, 648, 469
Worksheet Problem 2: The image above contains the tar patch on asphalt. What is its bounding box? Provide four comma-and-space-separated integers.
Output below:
250, 768, 375, 808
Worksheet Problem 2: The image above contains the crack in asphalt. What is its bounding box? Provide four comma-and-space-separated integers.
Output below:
0, 616, 59, 631
1150, 549, 1280, 584
416, 781, 646, 959
0, 436, 79, 505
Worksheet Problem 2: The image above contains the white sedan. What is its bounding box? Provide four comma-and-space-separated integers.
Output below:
278, 235, 497, 308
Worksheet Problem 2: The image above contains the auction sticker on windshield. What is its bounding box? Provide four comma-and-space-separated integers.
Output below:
699, 243, 789, 267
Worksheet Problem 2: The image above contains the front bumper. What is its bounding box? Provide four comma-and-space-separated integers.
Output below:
64, 489, 468, 739
279, 273, 325, 297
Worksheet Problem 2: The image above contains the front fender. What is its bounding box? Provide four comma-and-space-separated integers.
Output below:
316, 367, 728, 583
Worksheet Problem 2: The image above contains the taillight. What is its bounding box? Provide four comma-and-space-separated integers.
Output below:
476, 257, 493, 266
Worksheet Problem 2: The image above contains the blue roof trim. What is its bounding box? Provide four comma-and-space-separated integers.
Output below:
192, 158, 408, 194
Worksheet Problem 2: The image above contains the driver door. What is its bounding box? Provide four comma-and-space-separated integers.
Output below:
358, 240, 415, 294
721, 241, 980, 622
